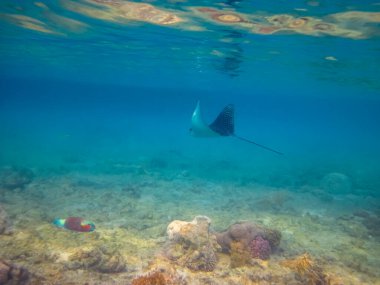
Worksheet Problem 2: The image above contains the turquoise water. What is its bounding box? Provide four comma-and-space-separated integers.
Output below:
0, 1, 380, 284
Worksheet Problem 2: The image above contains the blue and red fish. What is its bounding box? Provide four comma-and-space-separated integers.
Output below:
53, 217, 95, 232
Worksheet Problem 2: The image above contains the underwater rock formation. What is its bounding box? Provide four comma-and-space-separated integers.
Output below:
321, 172, 352, 194
165, 215, 220, 272
215, 221, 281, 261
0, 204, 12, 235
0, 259, 30, 285
66, 246, 127, 273
0, 167, 33, 190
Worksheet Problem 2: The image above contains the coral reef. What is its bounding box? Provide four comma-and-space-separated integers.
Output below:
0, 169, 378, 284
0, 204, 12, 235
66, 246, 127, 273
281, 253, 329, 285
0, 259, 29, 285
250, 236, 271, 260
0, 167, 33, 190
165, 215, 220, 271
215, 221, 280, 266
3, 0, 380, 38
215, 221, 281, 254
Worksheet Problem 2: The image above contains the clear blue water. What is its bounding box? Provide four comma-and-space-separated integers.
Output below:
1, 1, 379, 186
0, 0, 380, 283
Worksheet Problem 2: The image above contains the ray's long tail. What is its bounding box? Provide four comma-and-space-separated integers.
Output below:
233, 134, 284, 155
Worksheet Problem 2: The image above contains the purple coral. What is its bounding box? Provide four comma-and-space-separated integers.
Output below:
250, 236, 271, 260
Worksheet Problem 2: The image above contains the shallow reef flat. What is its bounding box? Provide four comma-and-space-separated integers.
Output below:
1, 0, 380, 39
0, 166, 379, 284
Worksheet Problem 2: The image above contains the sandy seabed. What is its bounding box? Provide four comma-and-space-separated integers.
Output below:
0, 164, 379, 285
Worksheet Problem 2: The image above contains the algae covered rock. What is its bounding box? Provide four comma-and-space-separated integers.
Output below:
0, 204, 12, 235
66, 246, 127, 273
0, 167, 34, 190
165, 215, 220, 272
216, 221, 281, 262
280, 253, 329, 285
0, 259, 29, 285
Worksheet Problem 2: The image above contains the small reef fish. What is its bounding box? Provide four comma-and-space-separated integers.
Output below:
53, 217, 95, 232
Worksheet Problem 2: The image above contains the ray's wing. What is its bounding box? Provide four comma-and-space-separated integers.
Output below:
209, 104, 235, 136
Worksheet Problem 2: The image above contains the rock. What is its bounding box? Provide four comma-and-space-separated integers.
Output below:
215, 221, 281, 260
0, 259, 29, 285
0, 204, 12, 235
0, 262, 8, 284
321, 172, 352, 194
0, 167, 34, 190
167, 215, 210, 241
165, 216, 220, 272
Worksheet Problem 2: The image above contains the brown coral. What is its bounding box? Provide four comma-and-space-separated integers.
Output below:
230, 241, 251, 268
281, 253, 329, 285
131, 271, 167, 285
281, 253, 313, 274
